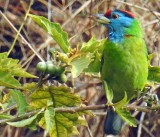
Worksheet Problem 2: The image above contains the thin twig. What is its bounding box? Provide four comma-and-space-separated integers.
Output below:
116, 0, 160, 17
0, 11, 44, 62
137, 102, 146, 137
62, 0, 92, 27
7, 0, 33, 56
83, 115, 93, 137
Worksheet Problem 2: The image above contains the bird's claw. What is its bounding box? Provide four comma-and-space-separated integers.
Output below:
143, 93, 159, 107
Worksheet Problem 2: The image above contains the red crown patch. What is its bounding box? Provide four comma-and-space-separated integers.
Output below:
104, 9, 135, 18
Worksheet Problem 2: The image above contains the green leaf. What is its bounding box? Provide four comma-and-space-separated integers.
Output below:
0, 114, 14, 119
29, 14, 70, 53
11, 68, 37, 78
27, 123, 37, 131
103, 81, 113, 103
7, 112, 40, 127
57, 52, 69, 64
69, 53, 93, 78
116, 108, 137, 127
0, 52, 37, 88
30, 85, 87, 137
27, 112, 44, 131
74, 116, 88, 126
148, 53, 156, 64
22, 82, 37, 92
10, 89, 28, 114
80, 37, 106, 74
114, 92, 128, 108
30, 86, 81, 108
80, 37, 105, 53
148, 65, 160, 83
0, 71, 21, 88
0, 52, 9, 58
44, 107, 55, 132
84, 52, 101, 74
0, 52, 37, 78
39, 113, 78, 137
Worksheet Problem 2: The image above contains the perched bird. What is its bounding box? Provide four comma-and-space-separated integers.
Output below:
92, 9, 148, 135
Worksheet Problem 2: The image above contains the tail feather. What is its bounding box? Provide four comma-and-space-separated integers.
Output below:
104, 109, 123, 135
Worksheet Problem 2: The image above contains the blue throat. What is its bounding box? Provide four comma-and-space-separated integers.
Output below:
107, 25, 125, 43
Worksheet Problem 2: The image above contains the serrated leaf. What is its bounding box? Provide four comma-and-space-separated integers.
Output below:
80, 37, 105, 53
11, 68, 37, 78
148, 65, 160, 83
30, 86, 81, 108
80, 37, 106, 74
70, 126, 80, 135
7, 112, 40, 127
0, 52, 8, 58
0, 71, 21, 88
0, 52, 37, 78
22, 82, 37, 92
114, 92, 128, 108
116, 108, 137, 127
103, 81, 113, 103
29, 14, 69, 53
84, 52, 101, 74
74, 116, 87, 126
30, 85, 87, 137
0, 52, 37, 88
10, 89, 28, 114
69, 53, 93, 78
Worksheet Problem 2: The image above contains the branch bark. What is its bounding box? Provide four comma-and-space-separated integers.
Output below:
0, 103, 160, 126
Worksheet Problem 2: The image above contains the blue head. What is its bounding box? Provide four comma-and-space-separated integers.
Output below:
93, 9, 143, 43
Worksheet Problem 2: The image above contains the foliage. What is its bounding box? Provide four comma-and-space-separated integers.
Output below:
115, 108, 137, 127
7, 84, 87, 137
1, 14, 160, 137
148, 66, 160, 83
0, 52, 36, 88
9, 89, 28, 114
147, 53, 160, 84
28, 14, 70, 53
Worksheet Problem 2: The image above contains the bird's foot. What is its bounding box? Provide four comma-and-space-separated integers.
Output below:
106, 102, 115, 111
143, 92, 159, 107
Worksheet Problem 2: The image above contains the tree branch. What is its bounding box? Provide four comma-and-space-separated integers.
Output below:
0, 103, 160, 126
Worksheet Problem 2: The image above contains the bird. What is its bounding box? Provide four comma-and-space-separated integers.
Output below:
92, 9, 148, 135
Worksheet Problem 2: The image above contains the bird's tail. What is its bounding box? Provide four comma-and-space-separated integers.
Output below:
104, 109, 123, 135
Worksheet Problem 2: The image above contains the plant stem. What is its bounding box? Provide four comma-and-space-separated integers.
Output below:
1, 103, 160, 125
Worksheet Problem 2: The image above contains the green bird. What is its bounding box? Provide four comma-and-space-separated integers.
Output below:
93, 9, 148, 135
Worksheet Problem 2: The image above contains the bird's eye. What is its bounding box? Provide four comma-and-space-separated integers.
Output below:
111, 14, 119, 19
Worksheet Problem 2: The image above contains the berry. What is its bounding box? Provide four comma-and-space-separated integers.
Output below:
46, 61, 56, 75
36, 62, 47, 72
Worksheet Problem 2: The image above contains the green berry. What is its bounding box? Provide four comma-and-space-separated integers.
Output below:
46, 61, 56, 75
55, 66, 65, 76
59, 73, 67, 83
36, 62, 47, 72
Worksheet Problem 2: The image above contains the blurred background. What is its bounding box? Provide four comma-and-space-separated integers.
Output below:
0, 0, 160, 137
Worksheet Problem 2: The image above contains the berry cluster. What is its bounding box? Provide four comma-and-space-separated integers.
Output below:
36, 48, 67, 83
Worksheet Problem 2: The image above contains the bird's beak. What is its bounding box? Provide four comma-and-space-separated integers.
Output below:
89, 14, 110, 24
